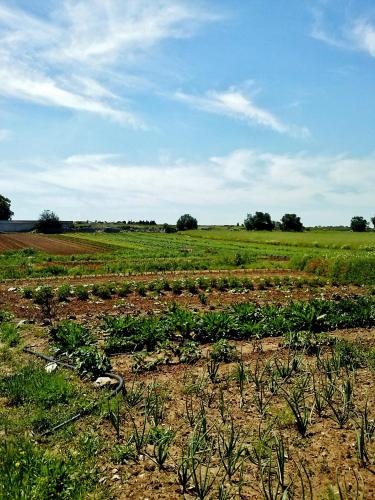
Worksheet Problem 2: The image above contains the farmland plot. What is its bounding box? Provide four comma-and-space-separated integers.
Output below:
0, 233, 102, 255
1, 230, 375, 498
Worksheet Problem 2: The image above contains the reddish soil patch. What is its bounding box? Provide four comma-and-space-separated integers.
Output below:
0, 233, 102, 255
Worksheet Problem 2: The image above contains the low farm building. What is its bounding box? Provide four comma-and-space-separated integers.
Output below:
0, 220, 73, 232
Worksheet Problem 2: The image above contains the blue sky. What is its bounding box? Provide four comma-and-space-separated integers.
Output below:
0, 0, 374, 225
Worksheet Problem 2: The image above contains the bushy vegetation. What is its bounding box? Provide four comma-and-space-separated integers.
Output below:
103, 296, 375, 354
35, 210, 63, 234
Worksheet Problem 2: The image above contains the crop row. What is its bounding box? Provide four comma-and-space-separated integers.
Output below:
101, 296, 375, 354
21, 274, 328, 303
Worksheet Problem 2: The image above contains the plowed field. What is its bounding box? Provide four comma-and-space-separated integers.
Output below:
0, 233, 101, 255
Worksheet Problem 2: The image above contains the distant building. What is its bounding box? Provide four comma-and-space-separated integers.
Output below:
0, 220, 73, 233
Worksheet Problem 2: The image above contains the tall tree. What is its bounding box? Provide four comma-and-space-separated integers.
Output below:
280, 213, 304, 232
244, 212, 274, 231
176, 214, 198, 231
0, 195, 14, 220
350, 216, 368, 232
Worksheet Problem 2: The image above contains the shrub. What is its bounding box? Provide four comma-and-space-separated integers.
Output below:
33, 286, 54, 305
33, 286, 54, 317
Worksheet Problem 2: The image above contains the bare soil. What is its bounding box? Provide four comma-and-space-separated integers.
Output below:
0, 233, 101, 255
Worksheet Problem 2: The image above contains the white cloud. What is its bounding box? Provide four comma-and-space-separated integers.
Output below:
351, 19, 375, 57
0, 0, 217, 123
174, 88, 310, 137
2, 149, 374, 225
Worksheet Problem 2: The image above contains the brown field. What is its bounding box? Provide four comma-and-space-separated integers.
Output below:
0, 232, 102, 255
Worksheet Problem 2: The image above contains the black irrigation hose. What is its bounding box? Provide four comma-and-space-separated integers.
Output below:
23, 347, 125, 436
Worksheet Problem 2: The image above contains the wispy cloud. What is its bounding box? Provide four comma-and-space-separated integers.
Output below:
311, 6, 375, 59
174, 88, 310, 137
2, 149, 374, 224
0, 0, 217, 124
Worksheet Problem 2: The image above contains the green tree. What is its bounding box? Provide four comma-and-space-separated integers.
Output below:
0, 195, 14, 220
35, 210, 63, 234
280, 213, 304, 232
371, 216, 375, 229
244, 212, 274, 231
350, 216, 368, 232
176, 214, 198, 231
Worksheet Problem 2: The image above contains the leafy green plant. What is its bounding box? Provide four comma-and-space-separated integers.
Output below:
211, 339, 238, 362
112, 440, 137, 464
50, 320, 93, 354
75, 285, 89, 300
92, 283, 112, 299
57, 283, 71, 302
74, 345, 112, 379
33, 285, 55, 317
180, 340, 201, 364
283, 330, 336, 354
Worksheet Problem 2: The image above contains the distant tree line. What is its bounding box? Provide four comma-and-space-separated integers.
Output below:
125, 220, 157, 226
1, 194, 375, 233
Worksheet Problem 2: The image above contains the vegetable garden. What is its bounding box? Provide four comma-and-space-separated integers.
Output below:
0, 229, 375, 498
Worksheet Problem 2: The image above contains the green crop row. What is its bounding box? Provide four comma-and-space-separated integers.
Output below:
102, 295, 375, 354
19, 274, 329, 304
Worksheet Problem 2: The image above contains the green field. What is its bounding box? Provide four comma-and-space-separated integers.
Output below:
0, 229, 374, 284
